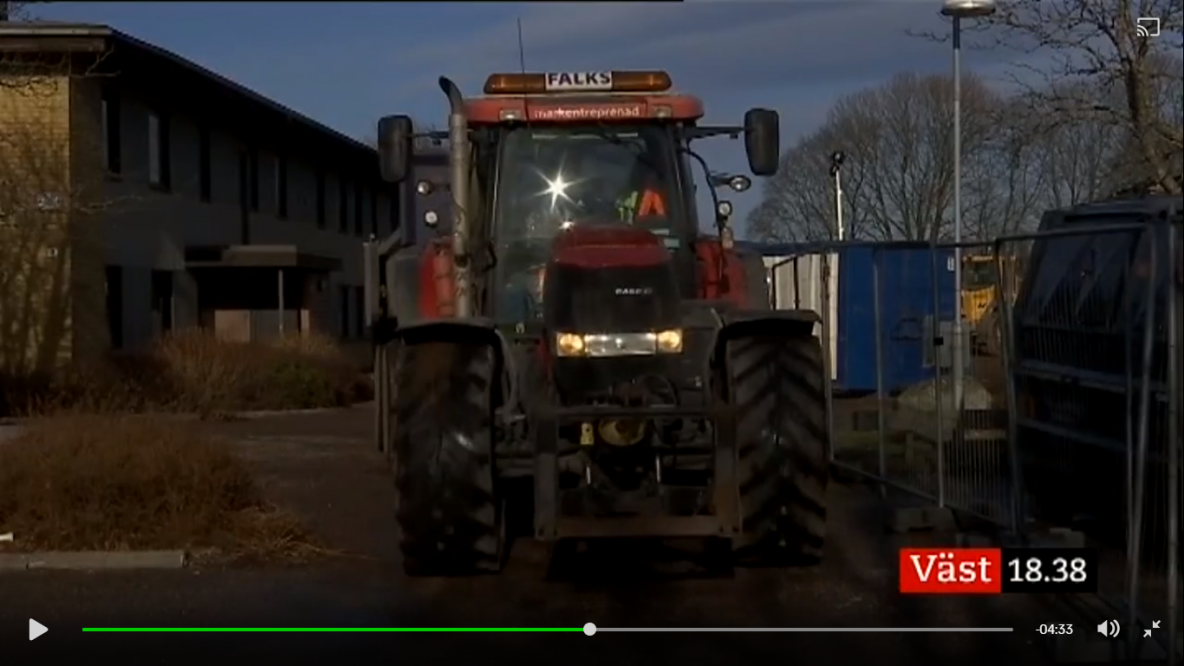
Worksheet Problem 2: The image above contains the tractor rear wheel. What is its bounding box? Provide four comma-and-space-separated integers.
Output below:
391, 341, 505, 576
728, 334, 829, 565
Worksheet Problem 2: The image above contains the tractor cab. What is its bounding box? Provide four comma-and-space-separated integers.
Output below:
489, 118, 688, 325
373, 70, 780, 331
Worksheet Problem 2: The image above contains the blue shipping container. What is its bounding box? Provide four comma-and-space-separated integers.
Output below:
835, 246, 957, 393
746, 242, 959, 394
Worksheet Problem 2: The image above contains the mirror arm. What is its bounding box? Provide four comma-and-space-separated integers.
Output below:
686, 126, 744, 140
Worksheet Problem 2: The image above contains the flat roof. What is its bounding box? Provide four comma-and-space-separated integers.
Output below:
0, 21, 374, 158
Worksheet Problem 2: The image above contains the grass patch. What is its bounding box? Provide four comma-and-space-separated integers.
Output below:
0, 415, 323, 561
1, 330, 373, 418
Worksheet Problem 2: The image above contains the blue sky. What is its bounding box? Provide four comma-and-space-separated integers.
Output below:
33, 1, 1018, 236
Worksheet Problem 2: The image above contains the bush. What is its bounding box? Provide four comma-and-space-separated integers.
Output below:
0, 415, 314, 556
0, 330, 372, 417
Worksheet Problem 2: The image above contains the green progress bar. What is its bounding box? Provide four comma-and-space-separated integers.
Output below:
83, 628, 583, 633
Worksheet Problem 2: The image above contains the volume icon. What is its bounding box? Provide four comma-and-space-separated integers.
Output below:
1096, 620, 1120, 637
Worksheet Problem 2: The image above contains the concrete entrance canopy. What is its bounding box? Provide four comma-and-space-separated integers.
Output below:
185, 245, 341, 342
184, 245, 342, 272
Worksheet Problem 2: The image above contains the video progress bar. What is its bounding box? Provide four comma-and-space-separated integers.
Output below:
587, 625, 1014, 635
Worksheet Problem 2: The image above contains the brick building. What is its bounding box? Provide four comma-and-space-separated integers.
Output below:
0, 22, 436, 373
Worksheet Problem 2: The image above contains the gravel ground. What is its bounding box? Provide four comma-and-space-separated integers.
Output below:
2, 407, 1079, 664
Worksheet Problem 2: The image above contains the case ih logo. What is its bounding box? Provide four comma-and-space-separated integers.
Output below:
615, 287, 652, 296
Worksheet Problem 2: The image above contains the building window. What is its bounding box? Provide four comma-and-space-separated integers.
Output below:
370, 189, 379, 236
354, 286, 365, 339
198, 124, 212, 202
105, 266, 123, 349
354, 183, 364, 237
147, 110, 170, 189
248, 149, 260, 211
151, 270, 174, 334
315, 169, 326, 229
338, 177, 349, 233
275, 155, 288, 219
339, 284, 351, 338
101, 90, 121, 174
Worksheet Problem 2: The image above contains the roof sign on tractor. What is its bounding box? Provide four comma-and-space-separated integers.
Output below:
545, 71, 612, 91
483, 70, 673, 95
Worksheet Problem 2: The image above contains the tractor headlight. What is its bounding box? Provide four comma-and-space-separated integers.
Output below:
655, 329, 683, 353
556, 332, 586, 357
554, 329, 684, 357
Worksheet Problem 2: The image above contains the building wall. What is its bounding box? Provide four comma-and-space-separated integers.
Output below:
85, 68, 410, 352
0, 73, 81, 375
4, 41, 439, 370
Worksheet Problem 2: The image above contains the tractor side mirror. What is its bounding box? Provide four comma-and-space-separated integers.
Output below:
743, 108, 780, 177
377, 115, 413, 184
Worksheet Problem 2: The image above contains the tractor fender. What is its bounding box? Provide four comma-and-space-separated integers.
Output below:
709, 309, 822, 369
392, 318, 515, 404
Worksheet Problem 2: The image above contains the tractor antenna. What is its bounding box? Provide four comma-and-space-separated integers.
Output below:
516, 17, 527, 75
516, 17, 533, 128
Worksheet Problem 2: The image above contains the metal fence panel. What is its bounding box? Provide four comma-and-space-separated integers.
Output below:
755, 214, 1179, 662
996, 219, 1181, 662
763, 240, 1021, 527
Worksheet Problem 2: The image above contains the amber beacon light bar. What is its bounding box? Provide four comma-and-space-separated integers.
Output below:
484, 70, 673, 95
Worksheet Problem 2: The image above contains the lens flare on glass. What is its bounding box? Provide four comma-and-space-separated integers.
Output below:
542, 172, 572, 208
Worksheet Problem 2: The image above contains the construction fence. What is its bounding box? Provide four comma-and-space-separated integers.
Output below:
764, 223, 1180, 663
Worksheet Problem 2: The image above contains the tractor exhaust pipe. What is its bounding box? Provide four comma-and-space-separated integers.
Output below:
439, 76, 473, 319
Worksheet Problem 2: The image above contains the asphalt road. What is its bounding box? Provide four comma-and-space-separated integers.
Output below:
1, 408, 1074, 664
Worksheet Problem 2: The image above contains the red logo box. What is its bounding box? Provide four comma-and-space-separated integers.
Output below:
899, 548, 1003, 594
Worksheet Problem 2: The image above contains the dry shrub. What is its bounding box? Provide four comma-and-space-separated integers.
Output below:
154, 329, 260, 414
1, 330, 371, 418
1, 356, 165, 417
270, 331, 345, 360
0, 415, 318, 559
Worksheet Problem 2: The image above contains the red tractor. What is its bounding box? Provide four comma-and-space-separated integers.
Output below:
364, 70, 829, 576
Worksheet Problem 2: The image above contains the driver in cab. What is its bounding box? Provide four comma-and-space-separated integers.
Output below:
497, 144, 668, 320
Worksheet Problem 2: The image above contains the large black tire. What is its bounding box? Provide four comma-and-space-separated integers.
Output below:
728, 334, 829, 565
391, 341, 505, 576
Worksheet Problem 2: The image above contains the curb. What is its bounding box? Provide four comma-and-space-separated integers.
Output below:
0, 550, 188, 571
220, 403, 373, 420
0, 403, 372, 427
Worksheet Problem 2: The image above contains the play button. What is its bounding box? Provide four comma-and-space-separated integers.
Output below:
29, 618, 47, 641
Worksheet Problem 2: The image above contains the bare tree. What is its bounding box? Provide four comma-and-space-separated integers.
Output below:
0, 1, 49, 22
750, 72, 1009, 242
969, 0, 1183, 193
958, 95, 1049, 238
747, 120, 868, 242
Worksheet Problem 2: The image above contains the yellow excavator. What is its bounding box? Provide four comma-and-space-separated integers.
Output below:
963, 253, 1022, 356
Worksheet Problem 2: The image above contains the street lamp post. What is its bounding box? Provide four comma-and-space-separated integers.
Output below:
941, 0, 996, 413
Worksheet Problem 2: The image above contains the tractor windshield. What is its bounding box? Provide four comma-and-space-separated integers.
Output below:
493, 124, 680, 321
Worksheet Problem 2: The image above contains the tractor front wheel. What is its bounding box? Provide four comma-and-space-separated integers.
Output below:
728, 334, 829, 566
390, 341, 505, 576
